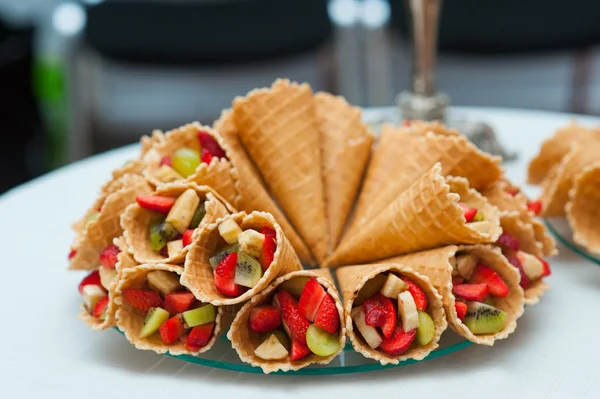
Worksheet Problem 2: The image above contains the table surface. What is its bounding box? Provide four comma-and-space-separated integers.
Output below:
2, 107, 600, 399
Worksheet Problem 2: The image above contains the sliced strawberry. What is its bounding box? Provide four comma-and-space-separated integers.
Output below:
290, 339, 311, 361
455, 301, 468, 321
401, 277, 428, 311
527, 200, 542, 215
99, 244, 120, 269
68, 249, 77, 260
164, 292, 196, 315
201, 148, 213, 165
469, 264, 509, 298
363, 299, 387, 327
159, 315, 187, 345
298, 278, 326, 322
496, 232, 520, 251
214, 252, 245, 297
198, 130, 227, 158
378, 325, 417, 356
78, 270, 101, 294
274, 290, 310, 343
249, 305, 281, 332
452, 276, 464, 286
136, 195, 176, 213
507, 255, 530, 289
185, 322, 215, 350
260, 234, 276, 271
122, 289, 163, 312
538, 256, 551, 278
260, 227, 276, 238
371, 293, 395, 338
453, 284, 489, 302
314, 293, 340, 334
160, 156, 172, 167
182, 229, 195, 247
92, 296, 109, 318
459, 202, 478, 222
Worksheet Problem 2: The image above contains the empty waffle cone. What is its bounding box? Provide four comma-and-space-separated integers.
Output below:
214, 109, 315, 266
566, 163, 600, 255
233, 79, 328, 263
182, 211, 303, 306
335, 263, 446, 365
114, 264, 235, 356
227, 269, 345, 374
121, 182, 233, 265
324, 164, 502, 267
384, 244, 524, 345
70, 174, 153, 270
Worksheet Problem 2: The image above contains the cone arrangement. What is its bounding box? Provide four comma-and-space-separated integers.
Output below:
67, 78, 556, 374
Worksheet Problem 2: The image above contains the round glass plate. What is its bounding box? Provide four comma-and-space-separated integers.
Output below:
544, 218, 600, 265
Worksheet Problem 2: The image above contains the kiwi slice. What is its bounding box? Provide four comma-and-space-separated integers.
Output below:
189, 203, 207, 229
182, 304, 216, 327
234, 252, 263, 288
139, 307, 170, 338
150, 221, 179, 252
209, 243, 240, 269
463, 302, 506, 335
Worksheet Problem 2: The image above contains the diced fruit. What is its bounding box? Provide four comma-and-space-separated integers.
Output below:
147, 270, 183, 297
122, 289, 163, 312
517, 251, 544, 281
362, 298, 387, 327
182, 229, 194, 247
189, 203, 206, 229
214, 252, 245, 297
496, 232, 520, 251
455, 301, 468, 321
254, 333, 289, 360
484, 296, 495, 306
469, 264, 509, 298
99, 245, 120, 269
260, 226, 276, 238
452, 276, 464, 286
351, 307, 382, 349
159, 315, 187, 344
234, 252, 263, 288
527, 200, 542, 215
186, 322, 215, 350
209, 243, 240, 270
306, 324, 340, 357
538, 257, 551, 277
473, 210, 485, 222
290, 339, 311, 361
355, 274, 386, 306
201, 149, 213, 164
507, 255, 531, 289
249, 305, 281, 332
260, 234, 276, 271
82, 284, 106, 311
139, 307, 170, 338
378, 325, 417, 356
463, 302, 506, 334
99, 267, 117, 291
79, 270, 101, 294
238, 229, 265, 258
167, 240, 183, 257
150, 221, 180, 252
160, 156, 172, 167
314, 293, 340, 334
455, 253, 478, 280
68, 249, 77, 260
453, 284, 489, 302
298, 278, 326, 322
218, 219, 243, 244
197, 130, 227, 158
416, 311, 435, 346
400, 278, 428, 311
182, 304, 216, 327
278, 277, 310, 298
372, 293, 396, 338
92, 296, 109, 318
274, 290, 310, 344
459, 202, 478, 222
380, 273, 408, 298
172, 148, 201, 178
136, 195, 176, 213
165, 189, 200, 233
397, 291, 419, 332
156, 165, 183, 182
164, 292, 196, 315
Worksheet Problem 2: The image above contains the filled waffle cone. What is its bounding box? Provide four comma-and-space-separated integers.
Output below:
181, 211, 302, 306
227, 269, 345, 374
214, 109, 315, 266
384, 245, 524, 345
335, 263, 446, 365
141, 122, 238, 205
566, 163, 600, 255
232, 79, 328, 263
70, 174, 153, 270
114, 264, 235, 356
314, 92, 374, 250
121, 182, 233, 265
325, 164, 502, 267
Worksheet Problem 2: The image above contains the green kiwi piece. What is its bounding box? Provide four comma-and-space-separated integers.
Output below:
189, 202, 207, 229
150, 221, 180, 252
209, 243, 240, 269
463, 302, 506, 335
234, 252, 263, 288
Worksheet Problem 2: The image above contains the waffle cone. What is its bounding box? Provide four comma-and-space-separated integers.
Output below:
566, 163, 600, 255
69, 174, 153, 270
335, 264, 446, 365
227, 269, 344, 374
181, 211, 302, 306
314, 92, 374, 250
107, 160, 147, 187
325, 164, 502, 267
121, 182, 233, 265
232, 79, 328, 262
114, 264, 235, 356
214, 109, 315, 266
384, 244, 524, 345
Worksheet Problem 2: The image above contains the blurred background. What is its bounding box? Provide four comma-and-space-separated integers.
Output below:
2, 0, 600, 193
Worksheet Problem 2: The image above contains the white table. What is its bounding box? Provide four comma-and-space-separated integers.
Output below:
2, 107, 600, 399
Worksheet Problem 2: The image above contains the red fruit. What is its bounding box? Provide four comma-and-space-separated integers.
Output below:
99, 245, 120, 269
455, 301, 468, 321
197, 130, 227, 158
160, 156, 172, 167
274, 290, 310, 343
538, 256, 551, 278
93, 296, 109, 318
182, 229, 195, 247
164, 292, 196, 315
159, 315, 187, 345
214, 252, 245, 297
290, 339, 312, 361
371, 293, 395, 338
527, 200, 542, 215
362, 299, 387, 327
201, 148, 213, 164
136, 195, 176, 213
452, 276, 464, 286
453, 284, 489, 302
249, 305, 281, 332
68, 249, 77, 260
122, 289, 163, 312
185, 322, 215, 350
260, 227, 276, 238
469, 264, 509, 298
401, 278, 428, 311
260, 234, 276, 271
314, 293, 341, 334
459, 202, 478, 222
507, 255, 530, 289
505, 187, 519, 196
78, 270, 101, 294
402, 119, 411, 127
496, 232, 521, 251
298, 278, 326, 322
378, 325, 417, 356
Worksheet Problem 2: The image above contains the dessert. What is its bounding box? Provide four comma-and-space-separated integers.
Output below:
566, 164, 600, 255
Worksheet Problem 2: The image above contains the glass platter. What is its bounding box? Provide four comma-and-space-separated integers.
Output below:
544, 218, 600, 265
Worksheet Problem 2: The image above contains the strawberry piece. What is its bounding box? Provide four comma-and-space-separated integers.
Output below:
378, 325, 417, 356
201, 148, 213, 164
363, 299, 387, 327
93, 296, 109, 318
371, 293, 395, 338
185, 322, 215, 350
249, 305, 281, 332
78, 270, 102, 294
459, 202, 478, 222
527, 200, 542, 215
496, 232, 521, 251
402, 119, 411, 127
214, 252, 246, 297
298, 278, 326, 322
164, 292, 196, 315
455, 301, 468, 321
314, 293, 341, 334
68, 249, 77, 260
538, 256, 551, 278
182, 229, 195, 247
274, 290, 310, 343
197, 130, 226, 158
122, 289, 163, 312
260, 234, 277, 271
99, 244, 120, 269
159, 315, 187, 345
452, 276, 464, 286
290, 339, 311, 361
401, 277, 428, 311
160, 156, 172, 167
136, 195, 176, 213
507, 255, 530, 289
453, 284, 489, 302
469, 264, 509, 298
260, 227, 276, 238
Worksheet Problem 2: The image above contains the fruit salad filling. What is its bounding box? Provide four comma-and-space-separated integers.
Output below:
210, 219, 277, 297
496, 232, 551, 290
78, 244, 121, 320
350, 273, 435, 356
136, 189, 206, 258
121, 270, 216, 351
250, 277, 341, 361
451, 253, 509, 334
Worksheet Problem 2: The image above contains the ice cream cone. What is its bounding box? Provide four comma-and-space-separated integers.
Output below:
566, 163, 600, 255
